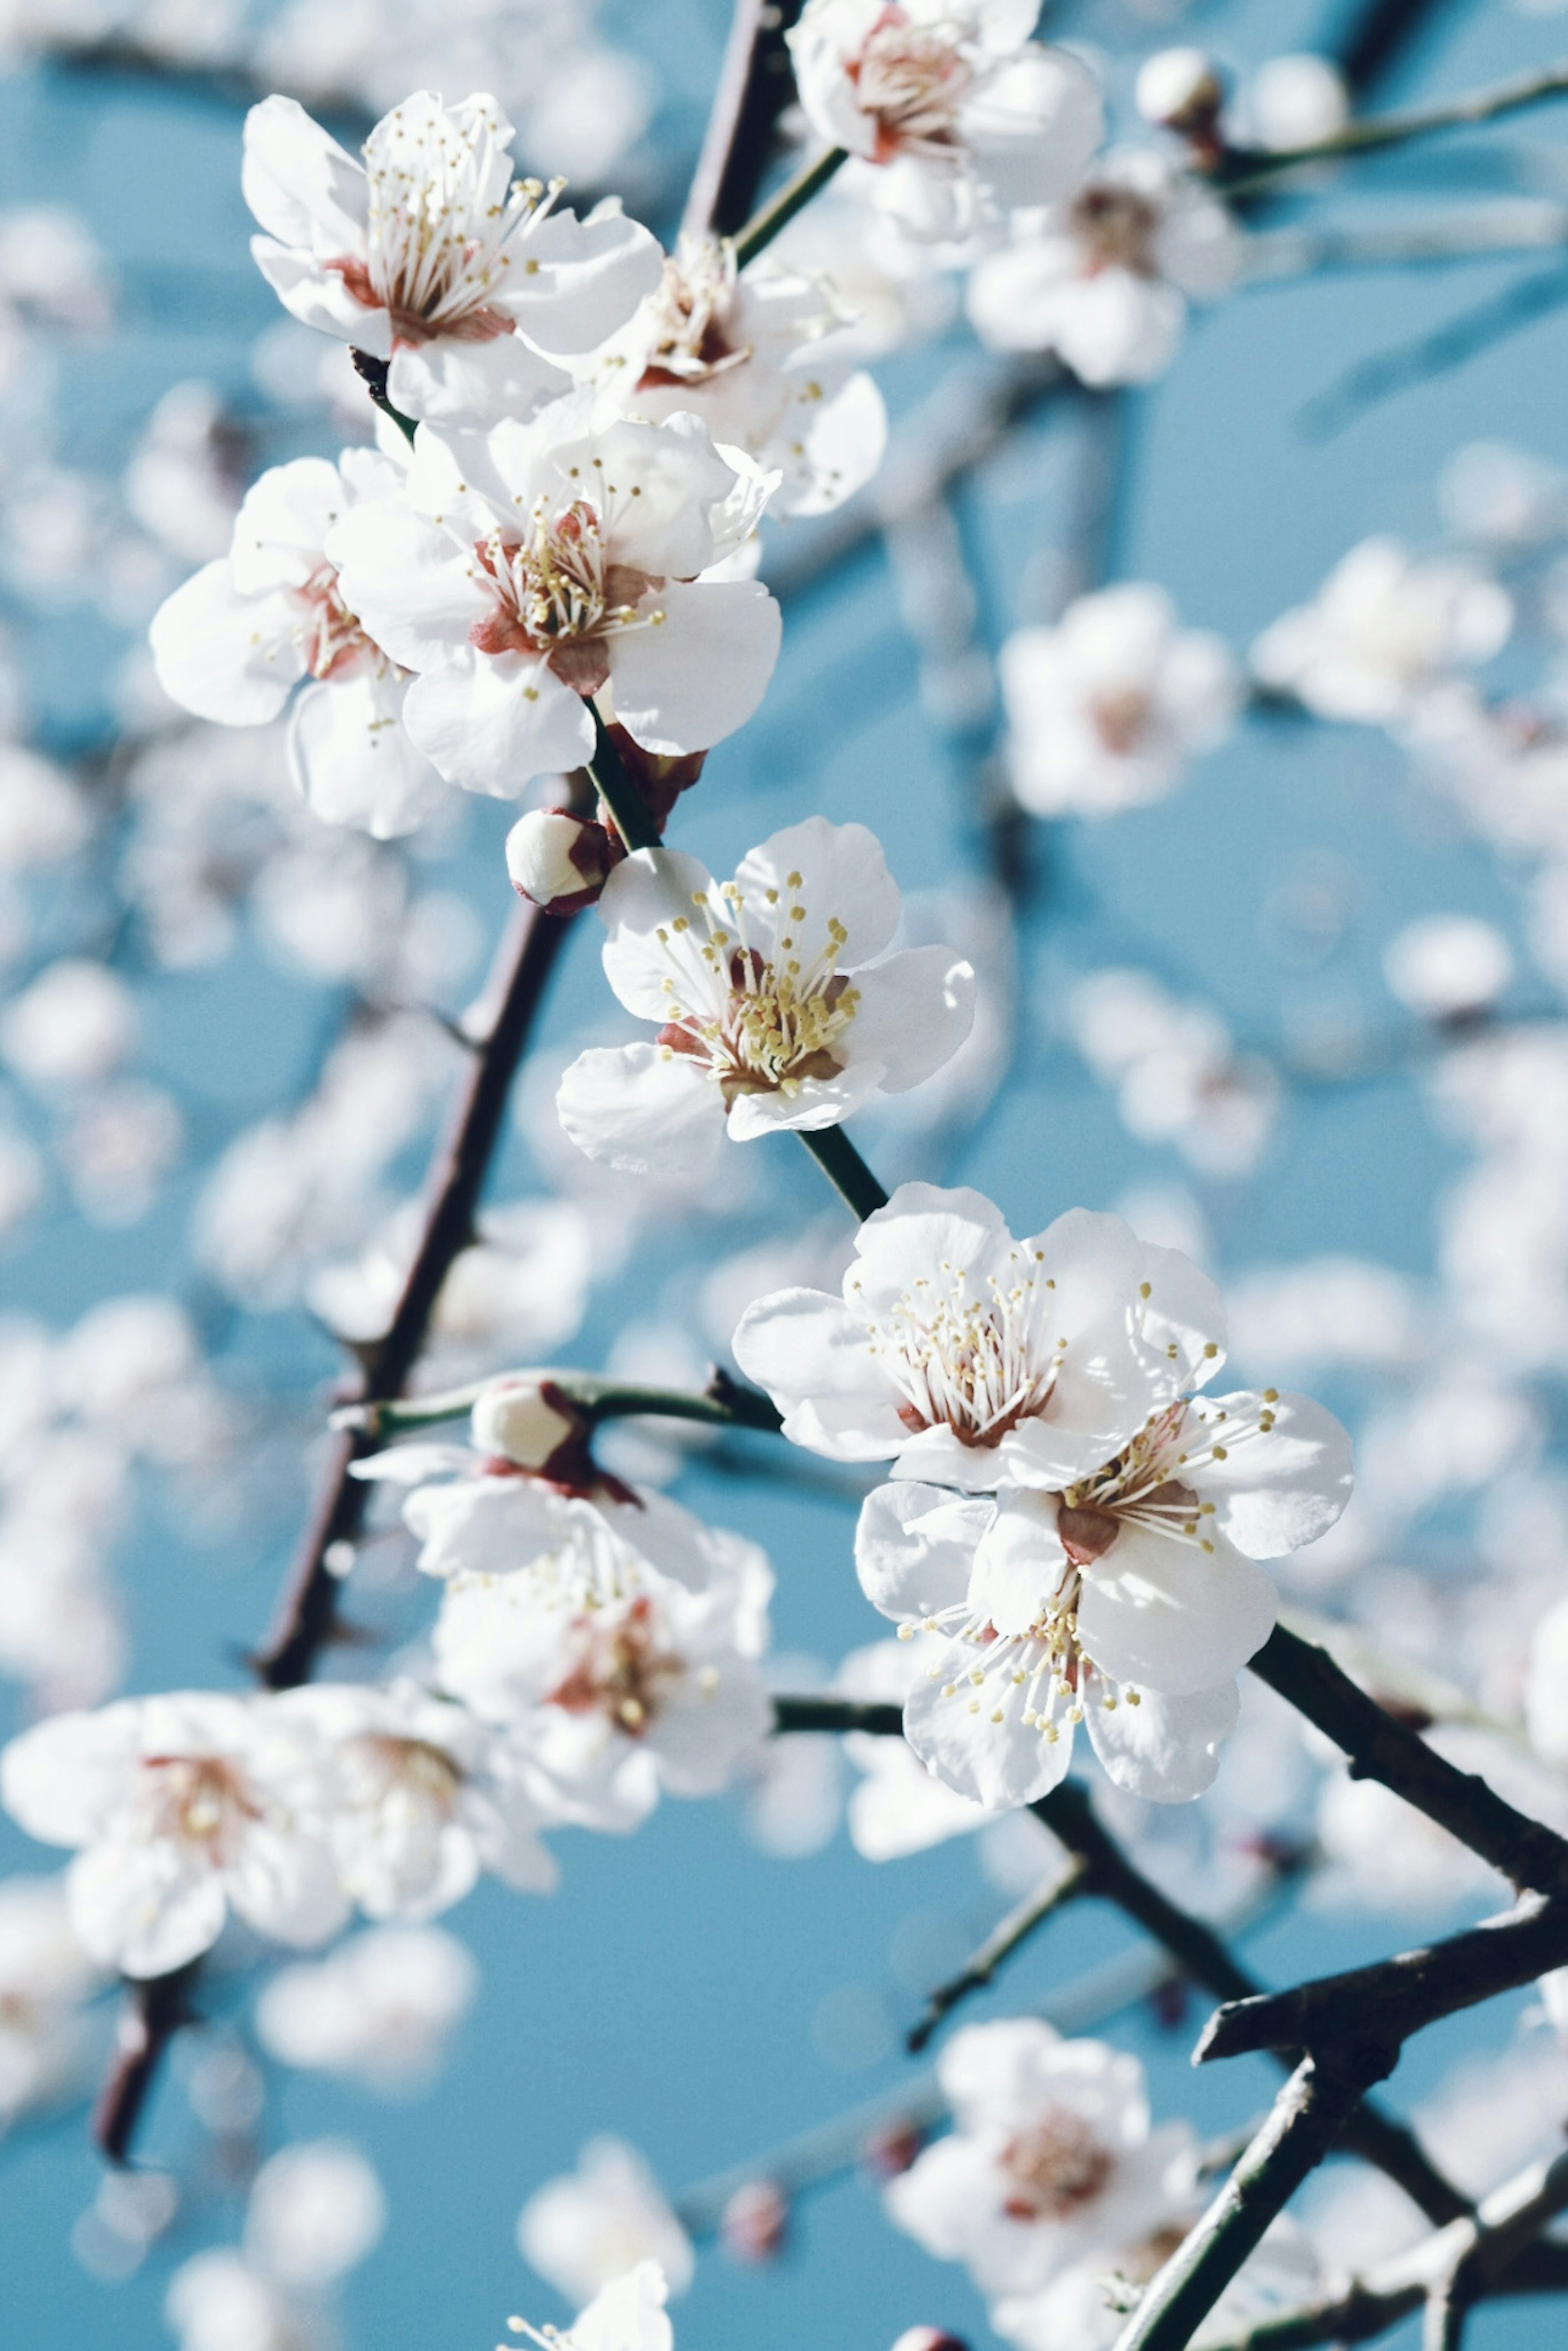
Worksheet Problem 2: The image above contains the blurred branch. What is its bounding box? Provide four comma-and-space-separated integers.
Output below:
91, 1961, 202, 2168
684, 0, 806, 240
1251, 1625, 1568, 1898
1329, 0, 1466, 98
1296, 260, 1568, 439
772, 1695, 903, 1735
1243, 203, 1568, 282
1112, 2054, 1396, 2351
1213, 58, 1568, 197
906, 1858, 1089, 2051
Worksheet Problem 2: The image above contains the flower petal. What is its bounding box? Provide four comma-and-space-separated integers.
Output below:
556, 1042, 725, 1176
609, 578, 781, 757
1085, 1676, 1239, 1802
326, 500, 493, 675
1186, 1389, 1354, 1559
855, 1480, 991, 1620
1076, 1521, 1277, 1696
849, 946, 976, 1092
904, 1652, 1071, 1808
149, 562, 300, 726
242, 95, 368, 255
402, 649, 591, 797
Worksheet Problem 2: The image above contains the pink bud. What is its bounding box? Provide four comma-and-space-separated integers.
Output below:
861, 2118, 926, 2178
720, 2178, 788, 2264
891, 2331, 971, 2351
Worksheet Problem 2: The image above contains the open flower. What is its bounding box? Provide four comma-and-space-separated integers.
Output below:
594, 234, 887, 517
149, 449, 445, 840
555, 819, 975, 1175
1000, 584, 1240, 818
886, 2019, 1198, 2298
276, 1680, 559, 1921
432, 1513, 773, 1830
243, 90, 661, 424
732, 1185, 1226, 1491
1251, 537, 1513, 724
326, 392, 781, 798
0, 1693, 347, 1977
513, 2263, 675, 2351
967, 151, 1240, 385
788, 0, 1103, 241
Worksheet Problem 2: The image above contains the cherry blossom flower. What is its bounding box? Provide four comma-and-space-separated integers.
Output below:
519, 2140, 694, 2304
149, 448, 446, 841
276, 1680, 559, 1921
255, 1924, 478, 2089
788, 1, 1103, 242
886, 2020, 1198, 2299
966, 152, 1240, 385
512, 2261, 675, 2351
592, 234, 887, 516
555, 818, 975, 1175
999, 585, 1240, 818
242, 90, 660, 425
0, 1691, 347, 1976
325, 392, 781, 798
1250, 538, 1512, 724
0, 1873, 100, 2124
432, 1513, 773, 1828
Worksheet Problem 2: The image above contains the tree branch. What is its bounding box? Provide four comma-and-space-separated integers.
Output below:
772, 1695, 903, 1736
906, 1858, 1088, 2051
682, 0, 807, 241
1212, 58, 1568, 196
1251, 1625, 1568, 1898
1111, 2054, 1398, 2351
91, 1961, 202, 2166
339, 1368, 783, 1444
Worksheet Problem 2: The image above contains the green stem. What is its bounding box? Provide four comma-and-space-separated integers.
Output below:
339, 1372, 783, 1443
1214, 58, 1568, 194
732, 146, 847, 267
588, 711, 662, 853
797, 1125, 890, 1220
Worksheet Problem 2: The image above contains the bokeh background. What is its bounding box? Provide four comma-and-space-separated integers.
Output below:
4, 0, 1568, 2345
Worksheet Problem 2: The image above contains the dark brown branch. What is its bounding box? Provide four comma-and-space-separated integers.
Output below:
771, 1695, 903, 1736
1196, 1892, 1568, 2065
682, 0, 806, 240
1113, 2053, 1397, 2351
1252, 1626, 1568, 1899
907, 1859, 1089, 2051
91, 1962, 202, 2165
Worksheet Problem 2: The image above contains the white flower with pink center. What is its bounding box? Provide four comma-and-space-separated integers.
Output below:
276, 1680, 559, 1923
594, 234, 887, 517
967, 150, 1241, 385
1000, 584, 1240, 818
0, 1692, 347, 1977
242, 90, 661, 426
788, 0, 1103, 241
886, 2019, 1198, 2299
556, 818, 976, 1175
1251, 536, 1514, 724
149, 449, 446, 841
324, 392, 781, 798
431, 1513, 773, 1832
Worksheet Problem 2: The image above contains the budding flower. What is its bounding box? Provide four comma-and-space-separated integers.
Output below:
719, 2177, 788, 2264
505, 809, 621, 915
1135, 47, 1226, 154
891, 2331, 971, 2351
470, 1376, 586, 1476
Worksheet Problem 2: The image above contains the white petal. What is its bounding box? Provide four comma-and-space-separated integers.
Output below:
968, 1493, 1069, 1637
251, 236, 387, 346
505, 200, 664, 354
149, 563, 300, 725
403, 650, 591, 796
68, 1841, 227, 1977
849, 947, 975, 1092
387, 334, 572, 428
287, 673, 448, 839
732, 1287, 908, 1459
1, 1705, 137, 1845
1085, 1677, 1238, 1802
904, 1651, 1071, 1808
1076, 1522, 1277, 1696
855, 1480, 991, 1619
609, 579, 781, 757
241, 95, 368, 255
964, 46, 1105, 209
556, 1042, 725, 1175
325, 500, 492, 673
598, 847, 717, 1019
735, 816, 901, 967
228, 456, 345, 595
1187, 1390, 1354, 1559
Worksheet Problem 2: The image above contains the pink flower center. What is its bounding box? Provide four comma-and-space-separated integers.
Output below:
1070, 185, 1163, 278
546, 1594, 686, 1736
637, 241, 751, 392
1000, 2109, 1114, 2222
1089, 685, 1156, 755
137, 1754, 258, 1861
291, 561, 379, 681
468, 501, 659, 697
848, 5, 974, 165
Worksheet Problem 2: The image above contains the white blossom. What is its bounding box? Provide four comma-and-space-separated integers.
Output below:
149, 449, 447, 841
276, 1679, 559, 1921
244, 2139, 387, 2289
886, 2019, 1198, 2298
1251, 538, 1512, 723
242, 89, 660, 425
1000, 585, 1239, 818
1382, 914, 1513, 1021
556, 818, 975, 1175
0, 1691, 347, 1976
255, 1923, 478, 2089
967, 152, 1240, 386
592, 234, 887, 516
0, 1873, 100, 2123
788, 0, 1102, 242
514, 2262, 675, 2351
0, 956, 136, 1088
326, 392, 781, 798
518, 2139, 694, 2305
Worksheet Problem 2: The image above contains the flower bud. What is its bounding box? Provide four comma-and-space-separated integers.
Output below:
470, 1375, 584, 1473
891, 2331, 971, 2351
1135, 48, 1226, 149
505, 809, 619, 914
861, 2118, 926, 2178
719, 2177, 788, 2264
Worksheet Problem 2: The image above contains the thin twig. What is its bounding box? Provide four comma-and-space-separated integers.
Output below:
91, 1961, 202, 2166
906, 1859, 1089, 2051
1111, 2054, 1397, 2351
772, 1695, 903, 1736
1252, 1625, 1568, 1897
732, 146, 847, 269
1212, 58, 1568, 196
338, 1369, 784, 1444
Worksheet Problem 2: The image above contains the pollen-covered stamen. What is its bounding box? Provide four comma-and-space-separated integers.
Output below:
1070, 184, 1163, 279
335, 1735, 464, 1818
637, 236, 753, 390
134, 1755, 261, 1859
329, 100, 568, 347
290, 560, 381, 681
652, 869, 863, 1104
849, 6, 976, 165
1000, 2108, 1115, 2221
855, 1250, 1061, 1449
469, 499, 661, 694
547, 1594, 689, 1735
915, 1597, 1143, 1743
